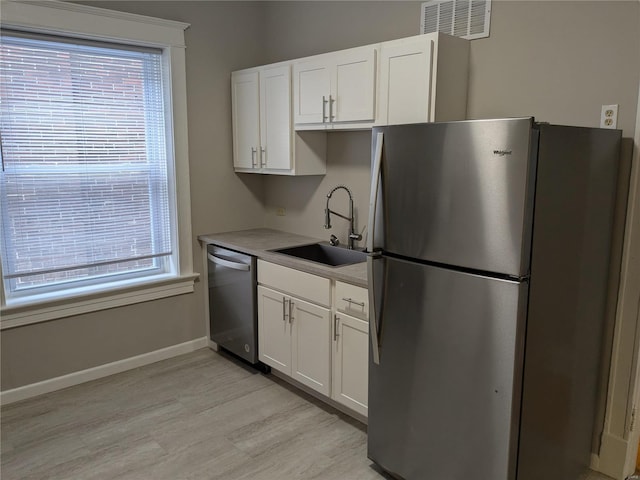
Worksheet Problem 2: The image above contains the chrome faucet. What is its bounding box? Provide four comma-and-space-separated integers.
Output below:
324, 185, 362, 249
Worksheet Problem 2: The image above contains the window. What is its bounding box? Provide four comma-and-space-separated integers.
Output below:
0, 0, 195, 326
0, 33, 175, 301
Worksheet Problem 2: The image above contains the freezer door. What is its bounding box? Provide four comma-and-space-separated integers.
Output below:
373, 118, 536, 277
367, 256, 528, 480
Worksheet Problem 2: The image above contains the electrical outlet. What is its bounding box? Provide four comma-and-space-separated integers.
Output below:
276, 207, 286, 216
600, 104, 618, 129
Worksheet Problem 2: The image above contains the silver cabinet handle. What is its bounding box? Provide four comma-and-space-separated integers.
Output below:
260, 146, 266, 167
289, 300, 294, 324
207, 253, 250, 271
251, 147, 257, 168
342, 297, 365, 308
334, 314, 340, 341
329, 95, 335, 121
322, 95, 329, 123
283, 297, 289, 322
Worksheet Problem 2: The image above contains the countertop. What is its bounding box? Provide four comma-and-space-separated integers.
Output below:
197, 228, 368, 288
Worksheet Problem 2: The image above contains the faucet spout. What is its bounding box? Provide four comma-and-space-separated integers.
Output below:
323, 185, 362, 249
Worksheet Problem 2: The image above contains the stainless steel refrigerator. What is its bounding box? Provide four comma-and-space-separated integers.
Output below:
366, 118, 621, 480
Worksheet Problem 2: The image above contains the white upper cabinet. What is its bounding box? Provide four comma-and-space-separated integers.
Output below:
293, 59, 331, 125
231, 64, 326, 176
377, 37, 434, 125
231, 33, 469, 173
231, 70, 260, 169
260, 65, 292, 170
333, 47, 376, 123
376, 33, 469, 125
293, 45, 377, 129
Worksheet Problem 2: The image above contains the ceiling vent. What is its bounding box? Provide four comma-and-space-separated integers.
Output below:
421, 0, 491, 40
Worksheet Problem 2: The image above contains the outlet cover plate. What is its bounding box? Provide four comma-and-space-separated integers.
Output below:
600, 104, 619, 129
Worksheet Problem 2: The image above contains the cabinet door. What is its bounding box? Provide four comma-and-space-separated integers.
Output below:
291, 297, 331, 396
293, 59, 330, 125
377, 38, 434, 125
332, 312, 369, 416
332, 47, 376, 123
231, 70, 260, 169
258, 286, 291, 374
260, 66, 292, 171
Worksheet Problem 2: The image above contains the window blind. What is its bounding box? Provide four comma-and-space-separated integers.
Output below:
0, 33, 173, 295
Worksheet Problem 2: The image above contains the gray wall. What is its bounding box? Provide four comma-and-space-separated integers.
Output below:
2, 1, 639, 391
264, 131, 373, 248
467, 1, 639, 132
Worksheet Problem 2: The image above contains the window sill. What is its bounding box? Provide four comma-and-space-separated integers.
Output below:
0, 273, 199, 330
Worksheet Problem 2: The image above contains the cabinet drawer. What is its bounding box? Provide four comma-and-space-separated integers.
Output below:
258, 260, 331, 307
335, 281, 368, 319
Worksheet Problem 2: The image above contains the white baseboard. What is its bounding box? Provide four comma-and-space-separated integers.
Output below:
0, 337, 208, 405
594, 432, 629, 480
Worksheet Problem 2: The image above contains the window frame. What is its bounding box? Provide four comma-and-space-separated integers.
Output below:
0, 0, 197, 329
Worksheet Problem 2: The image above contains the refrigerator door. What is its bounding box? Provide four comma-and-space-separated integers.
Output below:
373, 118, 537, 277
368, 256, 528, 480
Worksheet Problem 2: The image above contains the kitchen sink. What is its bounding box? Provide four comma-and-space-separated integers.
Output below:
271, 242, 367, 267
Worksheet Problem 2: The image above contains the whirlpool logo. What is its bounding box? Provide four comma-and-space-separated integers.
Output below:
493, 149, 513, 156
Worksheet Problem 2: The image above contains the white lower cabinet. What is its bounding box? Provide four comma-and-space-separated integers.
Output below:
258, 285, 293, 373
332, 311, 369, 416
258, 285, 331, 395
257, 262, 331, 396
258, 285, 331, 396
257, 260, 369, 418
291, 297, 331, 396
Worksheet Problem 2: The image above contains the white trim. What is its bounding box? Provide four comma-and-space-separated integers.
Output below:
0, 0, 189, 47
0, 274, 198, 329
11, 0, 190, 30
595, 75, 640, 480
621, 76, 640, 478
595, 432, 632, 477
169, 44, 195, 277
0, 337, 208, 405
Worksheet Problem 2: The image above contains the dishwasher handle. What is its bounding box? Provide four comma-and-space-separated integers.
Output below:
207, 253, 251, 271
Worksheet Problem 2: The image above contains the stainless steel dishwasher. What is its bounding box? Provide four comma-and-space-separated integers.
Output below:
207, 244, 258, 365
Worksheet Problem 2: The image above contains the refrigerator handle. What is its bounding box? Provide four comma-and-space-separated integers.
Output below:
367, 255, 382, 365
367, 131, 384, 365
367, 132, 384, 254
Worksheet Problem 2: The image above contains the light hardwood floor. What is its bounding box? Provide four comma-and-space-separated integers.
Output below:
1, 349, 616, 480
